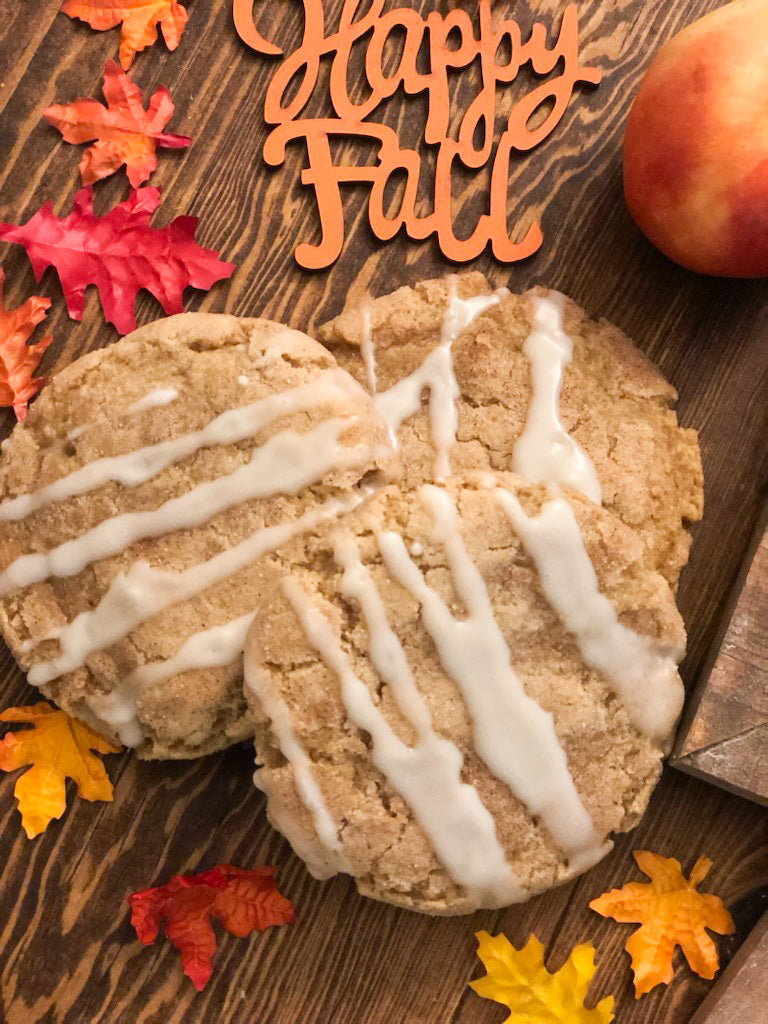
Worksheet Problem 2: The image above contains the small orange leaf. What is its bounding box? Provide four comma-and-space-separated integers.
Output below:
0, 268, 53, 420
0, 702, 122, 838
589, 850, 735, 997
44, 61, 191, 187
61, 0, 188, 70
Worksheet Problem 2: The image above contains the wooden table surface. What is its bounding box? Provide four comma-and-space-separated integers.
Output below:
0, 1, 767, 1021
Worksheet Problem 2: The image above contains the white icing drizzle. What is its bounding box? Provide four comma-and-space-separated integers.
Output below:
238, 375, 250, 386
260, 694, 347, 878
88, 611, 257, 747
245, 650, 348, 880
0, 418, 368, 594
26, 493, 363, 687
86, 691, 143, 749
317, 536, 524, 905
372, 279, 506, 480
513, 293, 602, 503
65, 388, 178, 444
125, 387, 179, 414
377, 485, 603, 865
495, 488, 684, 742
256, 766, 344, 881
0, 370, 359, 523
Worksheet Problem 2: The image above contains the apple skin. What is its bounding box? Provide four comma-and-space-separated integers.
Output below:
623, 0, 768, 277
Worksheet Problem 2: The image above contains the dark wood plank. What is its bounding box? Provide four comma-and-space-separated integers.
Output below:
673, 511, 768, 804
690, 912, 768, 1024
0, 1, 766, 1022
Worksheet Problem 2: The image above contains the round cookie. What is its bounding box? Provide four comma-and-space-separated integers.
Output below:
0, 313, 397, 759
319, 273, 703, 587
244, 473, 686, 915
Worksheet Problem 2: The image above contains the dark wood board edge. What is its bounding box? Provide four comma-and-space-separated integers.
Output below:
672, 501, 768, 805
671, 726, 768, 806
690, 911, 768, 1024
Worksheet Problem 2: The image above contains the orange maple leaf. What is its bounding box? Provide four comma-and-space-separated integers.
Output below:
0, 268, 53, 421
44, 61, 191, 187
589, 851, 735, 997
61, 0, 188, 70
0, 702, 122, 838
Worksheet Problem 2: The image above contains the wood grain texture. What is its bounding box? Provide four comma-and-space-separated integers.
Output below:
673, 510, 768, 804
0, 1, 767, 1021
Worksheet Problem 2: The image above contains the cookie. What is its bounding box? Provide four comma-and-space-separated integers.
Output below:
319, 274, 703, 587
0, 313, 397, 759
244, 473, 686, 914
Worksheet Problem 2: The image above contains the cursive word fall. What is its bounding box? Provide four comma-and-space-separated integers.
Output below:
234, 0, 602, 269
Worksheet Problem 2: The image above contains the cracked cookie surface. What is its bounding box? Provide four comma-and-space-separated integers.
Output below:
0, 313, 396, 759
319, 274, 703, 587
244, 474, 685, 914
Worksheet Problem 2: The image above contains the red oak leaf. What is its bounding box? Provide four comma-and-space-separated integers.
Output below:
0, 187, 235, 334
61, 0, 188, 71
0, 269, 53, 420
43, 61, 191, 187
130, 864, 296, 990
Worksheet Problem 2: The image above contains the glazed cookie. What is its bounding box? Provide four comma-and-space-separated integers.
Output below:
244, 474, 686, 915
0, 313, 397, 759
319, 274, 703, 587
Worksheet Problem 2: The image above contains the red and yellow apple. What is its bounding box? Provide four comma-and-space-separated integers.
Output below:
623, 0, 768, 276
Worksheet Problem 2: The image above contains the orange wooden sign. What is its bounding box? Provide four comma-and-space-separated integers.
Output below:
233, 0, 602, 269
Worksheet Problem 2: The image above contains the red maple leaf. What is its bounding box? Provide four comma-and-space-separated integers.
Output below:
0, 188, 235, 334
43, 61, 191, 187
0, 269, 53, 420
129, 864, 296, 990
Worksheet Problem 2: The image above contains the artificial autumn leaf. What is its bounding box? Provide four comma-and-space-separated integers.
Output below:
44, 60, 191, 187
469, 931, 615, 1024
130, 864, 296, 990
0, 268, 52, 420
0, 187, 235, 334
61, 0, 188, 71
589, 851, 736, 997
0, 701, 122, 838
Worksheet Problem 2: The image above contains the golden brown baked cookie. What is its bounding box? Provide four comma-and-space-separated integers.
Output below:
0, 313, 397, 759
319, 274, 703, 587
244, 473, 686, 914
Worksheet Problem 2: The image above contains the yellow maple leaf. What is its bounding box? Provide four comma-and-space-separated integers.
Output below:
469, 931, 615, 1024
0, 702, 122, 838
61, 0, 188, 70
589, 850, 735, 997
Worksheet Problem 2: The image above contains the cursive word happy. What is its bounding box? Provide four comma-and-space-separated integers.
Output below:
234, 0, 602, 269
